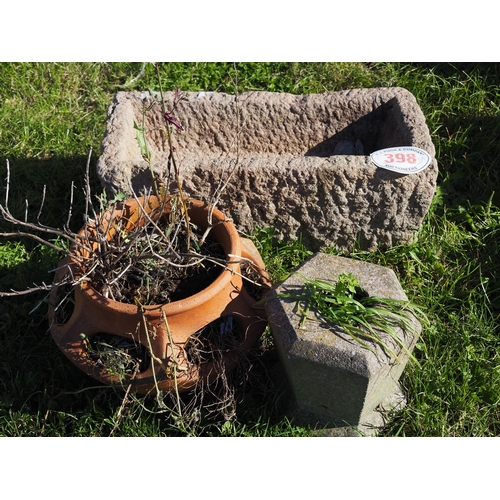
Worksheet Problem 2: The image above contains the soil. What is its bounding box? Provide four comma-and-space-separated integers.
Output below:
89, 219, 227, 306
116, 238, 225, 305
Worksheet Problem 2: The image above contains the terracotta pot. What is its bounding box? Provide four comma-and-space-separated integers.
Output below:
48, 196, 271, 394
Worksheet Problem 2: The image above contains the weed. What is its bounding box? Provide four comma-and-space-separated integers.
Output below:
261, 272, 427, 365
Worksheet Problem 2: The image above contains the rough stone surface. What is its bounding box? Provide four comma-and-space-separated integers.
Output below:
264, 253, 421, 436
97, 88, 438, 252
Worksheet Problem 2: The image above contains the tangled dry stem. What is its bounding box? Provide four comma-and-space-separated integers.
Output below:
1, 66, 272, 432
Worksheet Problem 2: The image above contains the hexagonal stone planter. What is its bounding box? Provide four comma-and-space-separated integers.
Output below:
263, 253, 422, 436
97, 88, 438, 252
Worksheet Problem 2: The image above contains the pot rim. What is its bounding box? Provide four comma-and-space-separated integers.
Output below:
69, 196, 242, 316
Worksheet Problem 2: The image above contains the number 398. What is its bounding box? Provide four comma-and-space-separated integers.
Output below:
384, 153, 417, 164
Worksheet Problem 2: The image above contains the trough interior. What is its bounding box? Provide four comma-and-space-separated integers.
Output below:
134, 92, 414, 160
306, 98, 412, 156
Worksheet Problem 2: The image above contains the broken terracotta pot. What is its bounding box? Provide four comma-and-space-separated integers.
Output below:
48, 196, 271, 394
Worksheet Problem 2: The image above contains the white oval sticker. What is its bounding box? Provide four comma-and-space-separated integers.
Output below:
370, 146, 431, 174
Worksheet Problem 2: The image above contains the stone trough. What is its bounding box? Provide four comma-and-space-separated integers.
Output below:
97, 87, 438, 252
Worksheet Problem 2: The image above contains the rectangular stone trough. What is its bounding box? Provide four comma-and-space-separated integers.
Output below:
97, 88, 438, 252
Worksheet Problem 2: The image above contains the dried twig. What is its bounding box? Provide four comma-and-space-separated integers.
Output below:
0, 159, 92, 257
204, 63, 244, 233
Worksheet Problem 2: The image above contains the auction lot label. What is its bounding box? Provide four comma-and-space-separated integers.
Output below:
370, 147, 431, 174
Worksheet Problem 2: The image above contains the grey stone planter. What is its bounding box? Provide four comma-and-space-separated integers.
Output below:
97, 88, 437, 252
264, 253, 421, 436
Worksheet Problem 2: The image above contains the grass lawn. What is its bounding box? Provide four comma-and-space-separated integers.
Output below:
1, 62, 500, 437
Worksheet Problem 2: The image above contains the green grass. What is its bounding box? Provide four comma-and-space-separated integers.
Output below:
1, 62, 500, 436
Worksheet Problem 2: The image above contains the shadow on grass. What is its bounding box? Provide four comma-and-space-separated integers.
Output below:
0, 153, 114, 435
434, 114, 500, 208
0, 154, 104, 234
409, 62, 500, 86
